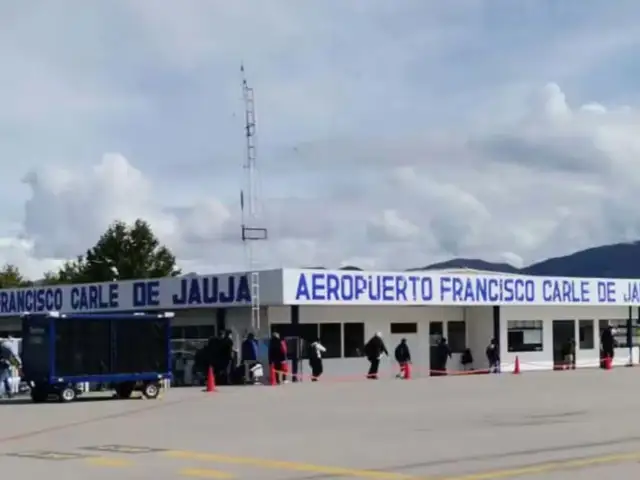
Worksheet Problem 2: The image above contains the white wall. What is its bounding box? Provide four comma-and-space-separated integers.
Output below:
500, 306, 638, 371
269, 305, 475, 378
464, 306, 494, 370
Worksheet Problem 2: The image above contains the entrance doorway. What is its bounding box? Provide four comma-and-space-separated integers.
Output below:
429, 321, 444, 376
552, 320, 575, 369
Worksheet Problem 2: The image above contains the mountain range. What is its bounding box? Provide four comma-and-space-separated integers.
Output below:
328, 241, 640, 278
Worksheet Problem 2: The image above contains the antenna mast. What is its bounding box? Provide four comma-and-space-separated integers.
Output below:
240, 65, 268, 333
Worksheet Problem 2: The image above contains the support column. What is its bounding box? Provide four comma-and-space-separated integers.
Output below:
492, 305, 501, 351
628, 306, 634, 365
290, 306, 300, 382
216, 308, 226, 334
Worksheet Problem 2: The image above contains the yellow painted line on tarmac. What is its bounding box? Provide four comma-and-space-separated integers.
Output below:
165, 450, 419, 479
440, 451, 640, 480
166, 448, 640, 480
180, 467, 236, 478
84, 456, 134, 468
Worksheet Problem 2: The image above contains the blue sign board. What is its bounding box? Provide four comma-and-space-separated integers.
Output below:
0, 274, 252, 316
287, 270, 640, 306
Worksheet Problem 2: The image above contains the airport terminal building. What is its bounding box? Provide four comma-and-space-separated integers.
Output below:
0, 268, 638, 381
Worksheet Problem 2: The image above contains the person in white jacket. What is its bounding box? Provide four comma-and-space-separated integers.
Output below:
308, 338, 326, 381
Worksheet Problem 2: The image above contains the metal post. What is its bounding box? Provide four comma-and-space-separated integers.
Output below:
240, 65, 268, 334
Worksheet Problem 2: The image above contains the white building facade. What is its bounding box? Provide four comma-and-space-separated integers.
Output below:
0, 268, 638, 379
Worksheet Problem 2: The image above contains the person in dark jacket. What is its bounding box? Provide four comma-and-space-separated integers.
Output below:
461, 348, 474, 371
205, 335, 219, 377
364, 332, 388, 379
432, 337, 451, 376
394, 338, 411, 378
600, 324, 616, 368
241, 332, 259, 384
486, 338, 500, 373
218, 330, 235, 385
268, 332, 286, 384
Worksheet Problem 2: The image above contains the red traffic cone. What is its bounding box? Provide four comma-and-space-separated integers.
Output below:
513, 356, 521, 375
605, 355, 612, 370
404, 363, 412, 380
206, 366, 216, 392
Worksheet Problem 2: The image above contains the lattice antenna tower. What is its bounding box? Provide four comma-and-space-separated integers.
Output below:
239, 64, 268, 333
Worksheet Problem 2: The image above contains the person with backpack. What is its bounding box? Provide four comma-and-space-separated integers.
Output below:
432, 337, 452, 376
364, 332, 388, 379
394, 338, 411, 378
308, 338, 326, 381
241, 332, 259, 383
485, 338, 500, 374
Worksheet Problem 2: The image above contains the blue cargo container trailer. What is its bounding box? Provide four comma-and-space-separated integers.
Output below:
21, 311, 173, 403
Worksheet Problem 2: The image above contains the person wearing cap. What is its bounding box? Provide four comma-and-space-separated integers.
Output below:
364, 332, 388, 379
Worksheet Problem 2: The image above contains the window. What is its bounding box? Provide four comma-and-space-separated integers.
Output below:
343, 323, 365, 357
270, 323, 294, 338
447, 321, 466, 353
507, 320, 543, 352
0, 327, 20, 336
578, 320, 594, 349
602, 319, 635, 348
319, 323, 342, 358
298, 324, 319, 359
172, 325, 216, 340
390, 322, 417, 335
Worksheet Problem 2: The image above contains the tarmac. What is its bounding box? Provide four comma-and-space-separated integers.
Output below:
1, 367, 640, 479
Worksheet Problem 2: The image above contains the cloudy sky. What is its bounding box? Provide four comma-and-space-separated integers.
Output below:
3, 0, 640, 278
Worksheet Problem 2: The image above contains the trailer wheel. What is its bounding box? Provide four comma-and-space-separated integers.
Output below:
30, 386, 48, 403
58, 386, 77, 403
114, 382, 135, 399
142, 382, 160, 399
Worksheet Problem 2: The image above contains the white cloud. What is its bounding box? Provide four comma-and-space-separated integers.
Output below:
4, 2, 640, 278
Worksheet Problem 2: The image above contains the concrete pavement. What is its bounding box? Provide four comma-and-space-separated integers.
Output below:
1, 368, 640, 478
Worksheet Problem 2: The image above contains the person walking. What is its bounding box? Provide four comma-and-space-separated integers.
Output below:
364, 332, 388, 379
394, 338, 411, 378
308, 338, 326, 381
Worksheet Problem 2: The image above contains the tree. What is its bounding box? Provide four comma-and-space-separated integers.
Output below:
42, 257, 88, 285
0, 264, 32, 288
51, 219, 181, 283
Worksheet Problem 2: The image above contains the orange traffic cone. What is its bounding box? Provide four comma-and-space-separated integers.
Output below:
206, 366, 216, 392
513, 356, 521, 375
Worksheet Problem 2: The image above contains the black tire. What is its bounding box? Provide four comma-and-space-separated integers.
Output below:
30, 386, 48, 403
114, 382, 135, 399
142, 382, 160, 399
58, 386, 77, 403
